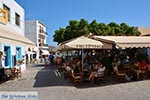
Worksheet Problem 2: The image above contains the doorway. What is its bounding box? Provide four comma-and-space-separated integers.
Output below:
4, 46, 11, 67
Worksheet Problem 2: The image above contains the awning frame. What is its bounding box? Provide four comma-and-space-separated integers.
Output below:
93, 36, 150, 48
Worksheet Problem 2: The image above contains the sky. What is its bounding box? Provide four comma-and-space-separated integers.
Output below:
15, 0, 150, 46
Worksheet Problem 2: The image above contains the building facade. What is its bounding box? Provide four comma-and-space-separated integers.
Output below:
25, 20, 49, 62
0, 0, 35, 71
137, 27, 150, 57
137, 27, 150, 36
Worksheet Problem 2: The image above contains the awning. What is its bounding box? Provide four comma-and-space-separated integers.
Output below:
0, 27, 35, 47
93, 36, 150, 48
40, 49, 49, 55
25, 51, 35, 54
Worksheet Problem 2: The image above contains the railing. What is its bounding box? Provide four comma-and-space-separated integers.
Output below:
39, 30, 47, 35
39, 43, 49, 47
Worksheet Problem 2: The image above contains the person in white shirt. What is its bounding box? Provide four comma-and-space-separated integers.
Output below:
87, 61, 105, 83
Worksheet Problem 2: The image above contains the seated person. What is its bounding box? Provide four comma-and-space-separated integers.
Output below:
133, 60, 140, 68
71, 64, 82, 79
122, 56, 130, 65
140, 59, 148, 70
126, 60, 139, 80
73, 64, 80, 74
76, 60, 82, 71
87, 61, 105, 83
63, 63, 72, 72
57, 57, 63, 69
83, 60, 90, 70
73, 61, 80, 73
136, 59, 148, 80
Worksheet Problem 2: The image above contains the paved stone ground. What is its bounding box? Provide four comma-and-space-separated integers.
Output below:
0, 63, 150, 100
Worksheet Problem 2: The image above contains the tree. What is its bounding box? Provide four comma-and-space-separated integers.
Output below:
108, 22, 122, 35
127, 27, 141, 36
120, 22, 130, 34
78, 19, 90, 35
53, 19, 141, 44
53, 28, 65, 44
89, 20, 99, 35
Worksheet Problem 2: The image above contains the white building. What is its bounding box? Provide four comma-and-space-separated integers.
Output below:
25, 20, 49, 62
0, 0, 35, 71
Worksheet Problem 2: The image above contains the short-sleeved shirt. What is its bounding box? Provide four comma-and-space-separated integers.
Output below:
140, 62, 148, 70
96, 67, 105, 76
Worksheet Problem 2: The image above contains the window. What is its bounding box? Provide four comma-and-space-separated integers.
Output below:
39, 26, 42, 33
39, 26, 44, 33
41, 27, 44, 33
15, 13, 20, 26
3, 4, 10, 22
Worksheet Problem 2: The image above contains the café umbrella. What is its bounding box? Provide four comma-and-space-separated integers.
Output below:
63, 36, 103, 49
60, 36, 104, 69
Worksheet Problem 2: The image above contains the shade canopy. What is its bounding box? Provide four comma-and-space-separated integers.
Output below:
25, 51, 35, 54
93, 36, 150, 48
0, 28, 35, 47
58, 36, 104, 50
40, 49, 49, 55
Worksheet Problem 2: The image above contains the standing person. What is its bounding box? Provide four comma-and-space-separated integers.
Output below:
26, 54, 28, 64
0, 52, 2, 68
44, 55, 49, 69
48, 54, 51, 64
48, 53, 54, 69
50, 53, 54, 64
56, 52, 63, 71
101, 53, 113, 75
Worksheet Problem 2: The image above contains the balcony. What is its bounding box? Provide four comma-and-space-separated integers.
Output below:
39, 43, 48, 46
39, 29, 48, 35
39, 43, 49, 49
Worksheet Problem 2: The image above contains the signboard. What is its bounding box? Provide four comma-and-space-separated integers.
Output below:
0, 8, 8, 24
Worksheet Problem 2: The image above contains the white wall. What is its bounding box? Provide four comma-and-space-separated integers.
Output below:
0, 0, 26, 71
25, 20, 37, 43
36, 20, 47, 44
0, 0, 25, 35
25, 20, 48, 60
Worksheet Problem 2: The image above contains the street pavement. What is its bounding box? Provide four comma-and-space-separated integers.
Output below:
0, 63, 150, 100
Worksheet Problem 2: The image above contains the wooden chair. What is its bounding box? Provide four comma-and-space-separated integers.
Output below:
113, 67, 127, 82
71, 70, 83, 86
64, 70, 72, 79
94, 75, 105, 84
4, 68, 15, 80
11, 67, 17, 79
16, 67, 21, 78
139, 67, 148, 80
0, 68, 7, 82
94, 70, 106, 84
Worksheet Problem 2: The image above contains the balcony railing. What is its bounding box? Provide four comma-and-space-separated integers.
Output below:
39, 30, 48, 35
39, 43, 49, 47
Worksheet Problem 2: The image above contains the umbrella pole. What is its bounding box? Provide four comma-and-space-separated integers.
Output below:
82, 49, 84, 71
